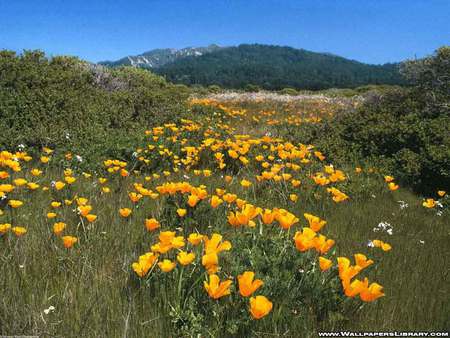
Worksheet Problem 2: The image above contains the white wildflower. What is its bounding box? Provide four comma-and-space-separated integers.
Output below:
397, 200, 409, 209
43, 305, 55, 315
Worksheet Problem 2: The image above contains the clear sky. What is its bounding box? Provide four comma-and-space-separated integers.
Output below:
1, 0, 449, 64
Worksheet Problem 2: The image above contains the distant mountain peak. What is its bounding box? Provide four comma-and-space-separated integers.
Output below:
99, 44, 222, 68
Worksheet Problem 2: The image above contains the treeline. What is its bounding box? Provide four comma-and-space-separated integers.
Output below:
156, 44, 405, 90
0, 50, 189, 162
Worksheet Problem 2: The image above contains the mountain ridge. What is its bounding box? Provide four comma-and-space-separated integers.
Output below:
98, 44, 222, 68
99, 43, 405, 90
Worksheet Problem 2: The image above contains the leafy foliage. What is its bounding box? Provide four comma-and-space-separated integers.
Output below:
0, 50, 189, 164
299, 47, 450, 194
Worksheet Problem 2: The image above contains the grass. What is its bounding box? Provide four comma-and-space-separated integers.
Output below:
0, 98, 448, 337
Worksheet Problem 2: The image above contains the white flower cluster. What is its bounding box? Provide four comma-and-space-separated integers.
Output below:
44, 305, 55, 315
373, 221, 393, 235
397, 200, 409, 209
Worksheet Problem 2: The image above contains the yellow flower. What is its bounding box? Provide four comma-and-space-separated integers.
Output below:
177, 208, 187, 217
30, 169, 42, 177
62, 236, 78, 248
64, 176, 76, 184
85, 214, 97, 223
145, 218, 160, 231
275, 209, 299, 229
119, 208, 132, 218
384, 175, 394, 182
437, 190, 446, 197
187, 194, 200, 207
294, 227, 317, 252
188, 233, 204, 245
0, 223, 12, 234
388, 182, 399, 191
177, 251, 196, 266
76, 197, 89, 206
314, 151, 325, 161
249, 296, 273, 319
47, 212, 57, 219
132, 252, 157, 277
158, 259, 176, 272
343, 278, 369, 298
120, 169, 129, 177
40, 156, 50, 164
0, 184, 15, 193
82, 172, 92, 179
261, 209, 275, 225
354, 254, 374, 269
53, 222, 66, 236
327, 187, 349, 202
313, 234, 335, 254
13, 178, 27, 186
289, 194, 298, 202
204, 274, 232, 299
240, 179, 252, 188
319, 257, 333, 271
372, 240, 392, 251
129, 192, 143, 203
223, 193, 237, 204
78, 205, 92, 216
304, 213, 326, 232
27, 182, 40, 190
210, 195, 223, 208
238, 271, 264, 297
360, 282, 385, 302
422, 198, 436, 208
8, 200, 23, 208
51, 201, 62, 208
202, 253, 219, 274
54, 181, 66, 190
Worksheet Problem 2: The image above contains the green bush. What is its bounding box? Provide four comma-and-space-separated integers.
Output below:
0, 50, 189, 165
298, 47, 449, 194
207, 84, 222, 93
279, 87, 298, 95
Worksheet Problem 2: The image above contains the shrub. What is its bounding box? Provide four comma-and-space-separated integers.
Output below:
300, 47, 449, 194
207, 84, 222, 93
0, 50, 190, 165
279, 87, 298, 96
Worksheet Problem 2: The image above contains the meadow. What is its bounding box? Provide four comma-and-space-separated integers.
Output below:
0, 94, 448, 337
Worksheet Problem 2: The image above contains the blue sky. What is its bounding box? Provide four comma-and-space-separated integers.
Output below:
0, 0, 448, 64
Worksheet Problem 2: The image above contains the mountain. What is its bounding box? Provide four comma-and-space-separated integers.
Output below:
100, 44, 405, 90
98, 44, 222, 69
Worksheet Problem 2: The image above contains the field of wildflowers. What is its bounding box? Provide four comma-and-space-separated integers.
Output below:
0, 96, 448, 337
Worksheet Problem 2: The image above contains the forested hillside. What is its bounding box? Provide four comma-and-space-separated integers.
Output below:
155, 44, 404, 90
